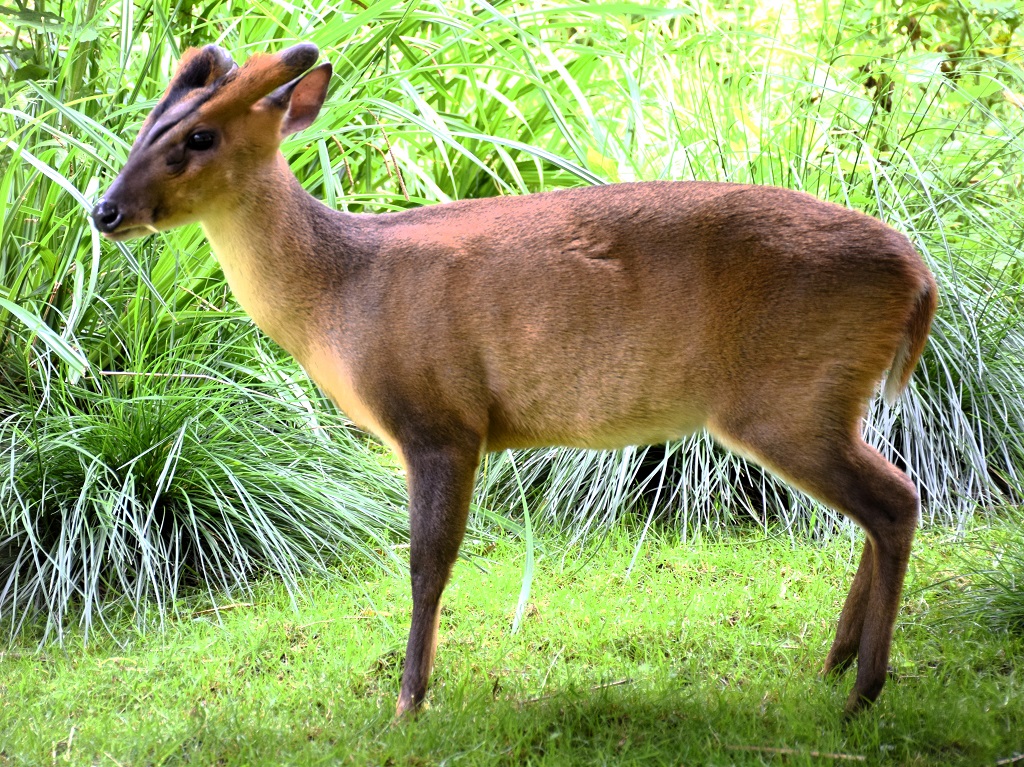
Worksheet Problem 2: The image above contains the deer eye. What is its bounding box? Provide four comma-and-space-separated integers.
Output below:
186, 130, 216, 151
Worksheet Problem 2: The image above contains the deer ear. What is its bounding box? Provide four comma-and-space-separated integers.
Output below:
265, 62, 333, 137
201, 44, 320, 119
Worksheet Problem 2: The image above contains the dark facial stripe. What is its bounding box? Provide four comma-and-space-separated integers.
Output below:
138, 89, 217, 150
132, 47, 236, 151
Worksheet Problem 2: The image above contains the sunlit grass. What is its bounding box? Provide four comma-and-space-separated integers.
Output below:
0, 526, 1021, 765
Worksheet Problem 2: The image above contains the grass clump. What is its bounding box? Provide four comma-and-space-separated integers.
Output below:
0, 347, 410, 642
976, 544, 1024, 637
944, 510, 1024, 637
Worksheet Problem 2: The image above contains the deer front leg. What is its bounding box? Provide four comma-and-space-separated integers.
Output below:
395, 437, 482, 717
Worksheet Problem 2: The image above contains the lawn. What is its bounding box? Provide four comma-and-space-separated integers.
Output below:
2, 525, 1021, 766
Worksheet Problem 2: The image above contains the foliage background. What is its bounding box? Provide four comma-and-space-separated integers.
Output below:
1, 0, 1023, 637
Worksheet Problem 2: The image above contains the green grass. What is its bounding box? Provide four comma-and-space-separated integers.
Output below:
1, 526, 1021, 766
949, 511, 1024, 639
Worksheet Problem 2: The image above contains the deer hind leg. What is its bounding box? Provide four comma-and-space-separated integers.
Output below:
822, 537, 873, 677
395, 434, 482, 717
708, 411, 919, 715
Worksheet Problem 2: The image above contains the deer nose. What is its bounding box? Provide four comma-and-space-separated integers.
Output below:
91, 199, 123, 233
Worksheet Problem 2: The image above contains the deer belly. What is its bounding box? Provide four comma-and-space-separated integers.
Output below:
487, 387, 707, 451
302, 345, 403, 462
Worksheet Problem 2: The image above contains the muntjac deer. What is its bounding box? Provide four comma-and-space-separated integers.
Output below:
92, 44, 937, 717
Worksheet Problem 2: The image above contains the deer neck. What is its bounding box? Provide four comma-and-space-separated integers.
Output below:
201, 152, 346, 361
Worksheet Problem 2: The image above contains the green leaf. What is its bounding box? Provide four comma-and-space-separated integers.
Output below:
11, 63, 49, 82
948, 76, 1005, 103
0, 7, 65, 31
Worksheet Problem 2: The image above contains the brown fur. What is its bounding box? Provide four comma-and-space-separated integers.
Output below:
202, 50, 309, 119
93, 45, 939, 718
133, 45, 236, 149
